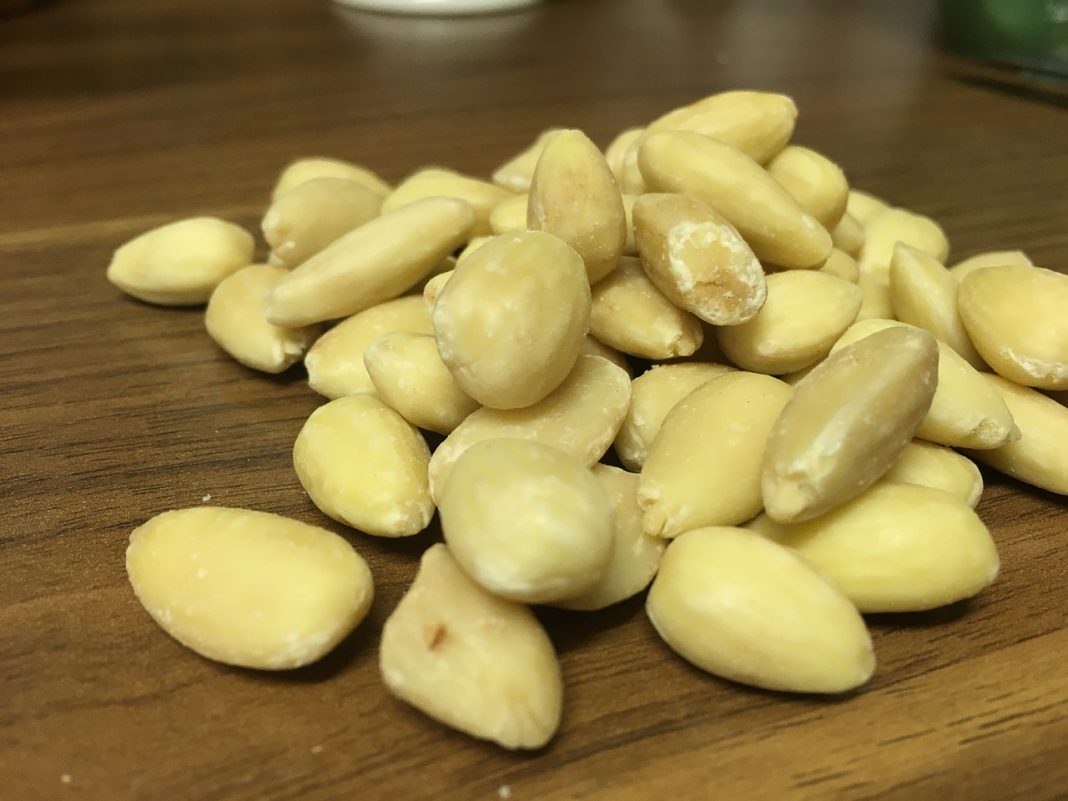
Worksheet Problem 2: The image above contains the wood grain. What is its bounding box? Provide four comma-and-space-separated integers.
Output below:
2, 1, 1067, 799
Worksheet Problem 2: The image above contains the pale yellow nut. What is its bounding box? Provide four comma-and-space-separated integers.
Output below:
858, 207, 949, 281
454, 236, 492, 267
411, 255, 456, 295
717, 271, 862, 375
618, 138, 647, 195
263, 177, 382, 269
581, 335, 632, 376
528, 129, 627, 284
305, 295, 432, 399
639, 371, 792, 537
491, 128, 561, 193
440, 440, 613, 604
364, 332, 478, 435
106, 217, 254, 306
126, 507, 373, 670
766, 145, 849, 230
748, 482, 998, 612
638, 131, 832, 269
818, 248, 859, 283
433, 231, 590, 410
268, 197, 475, 327
271, 157, 391, 200
763, 326, 938, 523
845, 189, 888, 225
614, 362, 735, 471
379, 544, 562, 750
590, 256, 704, 360
964, 373, 1068, 495
884, 440, 984, 508
855, 269, 894, 321
631, 193, 767, 325
959, 266, 1068, 391
553, 465, 665, 611
488, 193, 529, 235
889, 243, 985, 369
646, 526, 874, 694
831, 211, 865, 257
948, 249, 1033, 283
646, 90, 797, 164
383, 167, 511, 239
293, 395, 433, 537
205, 264, 320, 374
833, 318, 1017, 450
621, 193, 638, 256
429, 355, 630, 502
781, 361, 820, 386
604, 127, 645, 187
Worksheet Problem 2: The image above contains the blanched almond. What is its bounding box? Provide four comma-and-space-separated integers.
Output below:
964, 374, 1068, 495
107, 217, 254, 306
379, 544, 562, 750
748, 482, 998, 612
631, 193, 766, 325
855, 269, 893, 321
422, 268, 453, 312
639, 372, 792, 536
763, 326, 938, 522
262, 177, 382, 268
638, 131, 832, 269
305, 295, 432, 399
364, 332, 479, 434
958, 266, 1068, 390
293, 395, 433, 537
383, 167, 511, 238
491, 128, 560, 193
948, 249, 1033, 282
127, 507, 373, 670
428, 355, 630, 502
885, 440, 983, 507
846, 189, 888, 225
832, 318, 1017, 449
590, 256, 704, 359
440, 440, 613, 604
554, 465, 665, 611
205, 264, 320, 374
889, 243, 985, 369
581, 335, 632, 376
646, 526, 874, 694
766, 145, 849, 229
831, 211, 865, 257
604, 127, 645, 188
267, 197, 475, 327
271, 157, 391, 200
646, 90, 797, 164
819, 248, 859, 283
528, 129, 627, 284
717, 270, 862, 375
858, 207, 949, 281
432, 231, 590, 409
488, 193, 528, 235
614, 362, 735, 471
455, 236, 492, 266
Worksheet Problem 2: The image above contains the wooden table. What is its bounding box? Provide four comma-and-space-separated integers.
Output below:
3, 1, 1067, 798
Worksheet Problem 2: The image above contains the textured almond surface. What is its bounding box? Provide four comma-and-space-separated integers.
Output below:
268, 197, 475, 327
647, 526, 874, 693
639, 371, 792, 536
271, 156, 391, 199
305, 295, 432, 399
379, 544, 562, 750
632, 193, 766, 325
590, 256, 704, 359
717, 270, 862, 374
205, 264, 320, 374
107, 217, 254, 306
293, 395, 433, 537
528, 129, 627, 284
766, 145, 849, 229
763, 326, 938, 522
959, 266, 1068, 390
440, 440, 613, 604
833, 318, 1018, 449
428, 355, 631, 502
638, 131, 832, 269
383, 167, 511, 238
432, 231, 590, 409
749, 482, 998, 612
126, 507, 373, 670
885, 440, 984, 507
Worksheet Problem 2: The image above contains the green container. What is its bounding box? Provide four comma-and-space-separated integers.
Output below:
941, 0, 1068, 75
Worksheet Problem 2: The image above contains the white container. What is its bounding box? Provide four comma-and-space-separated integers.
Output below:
334, 0, 541, 15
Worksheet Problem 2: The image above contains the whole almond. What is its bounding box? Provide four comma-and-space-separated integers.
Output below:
604, 126, 645, 189
271, 156, 391, 200
766, 145, 849, 229
831, 211, 865, 257
491, 128, 561, 193
763, 326, 938, 522
885, 440, 984, 508
488, 193, 529, 235
379, 544, 563, 750
383, 167, 512, 238
858, 207, 949, 281
818, 248, 859, 283
846, 189, 889, 225
948, 249, 1033, 283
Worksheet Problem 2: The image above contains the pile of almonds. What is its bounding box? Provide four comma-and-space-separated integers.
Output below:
109, 90, 1068, 751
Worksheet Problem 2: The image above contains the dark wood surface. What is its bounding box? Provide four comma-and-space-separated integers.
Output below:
3, 1, 1068, 799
